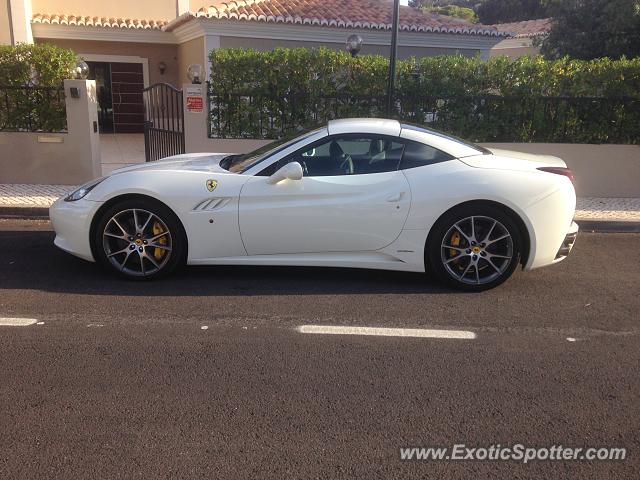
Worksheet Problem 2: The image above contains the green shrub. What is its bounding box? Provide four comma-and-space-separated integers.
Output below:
0, 43, 76, 86
426, 5, 478, 23
209, 48, 640, 143
0, 43, 75, 132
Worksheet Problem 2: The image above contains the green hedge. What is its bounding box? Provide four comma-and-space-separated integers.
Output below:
209, 48, 640, 143
0, 43, 76, 132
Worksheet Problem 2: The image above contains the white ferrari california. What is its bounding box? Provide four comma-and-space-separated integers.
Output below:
50, 118, 578, 291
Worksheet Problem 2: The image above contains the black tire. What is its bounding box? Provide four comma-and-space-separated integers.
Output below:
426, 204, 522, 292
93, 197, 187, 280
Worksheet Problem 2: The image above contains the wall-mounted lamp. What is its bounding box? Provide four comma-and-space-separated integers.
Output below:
346, 34, 363, 57
187, 64, 203, 84
158, 61, 167, 75
75, 60, 89, 80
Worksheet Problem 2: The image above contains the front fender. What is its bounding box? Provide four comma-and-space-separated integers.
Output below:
86, 169, 250, 261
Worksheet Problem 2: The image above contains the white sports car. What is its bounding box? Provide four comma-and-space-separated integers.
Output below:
50, 118, 578, 291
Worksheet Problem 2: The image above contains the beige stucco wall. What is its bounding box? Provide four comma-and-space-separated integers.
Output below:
481, 143, 640, 197
178, 37, 205, 85
219, 36, 480, 59
189, 0, 211, 12
0, 0, 12, 44
3, 0, 32, 43
490, 38, 541, 58
34, 38, 180, 87
0, 80, 101, 185
31, 0, 177, 20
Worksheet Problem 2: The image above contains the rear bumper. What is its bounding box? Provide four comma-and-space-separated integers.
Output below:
523, 180, 577, 270
555, 222, 579, 260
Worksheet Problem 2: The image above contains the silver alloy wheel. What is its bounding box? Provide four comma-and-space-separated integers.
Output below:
102, 208, 172, 277
440, 215, 513, 285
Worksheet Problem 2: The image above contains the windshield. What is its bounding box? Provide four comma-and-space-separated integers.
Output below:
220, 128, 324, 173
401, 123, 492, 155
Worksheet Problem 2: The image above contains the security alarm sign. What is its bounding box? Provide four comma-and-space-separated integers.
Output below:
186, 86, 203, 113
186, 96, 203, 113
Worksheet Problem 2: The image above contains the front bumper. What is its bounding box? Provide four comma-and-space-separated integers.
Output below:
49, 197, 102, 262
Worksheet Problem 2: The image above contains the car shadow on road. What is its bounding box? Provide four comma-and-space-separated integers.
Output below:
0, 230, 458, 296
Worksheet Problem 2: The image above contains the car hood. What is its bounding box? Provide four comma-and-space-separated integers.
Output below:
109, 153, 232, 176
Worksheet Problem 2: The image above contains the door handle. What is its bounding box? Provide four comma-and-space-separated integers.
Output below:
386, 192, 404, 202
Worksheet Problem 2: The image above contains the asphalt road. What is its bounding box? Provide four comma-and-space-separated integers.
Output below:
0, 220, 638, 479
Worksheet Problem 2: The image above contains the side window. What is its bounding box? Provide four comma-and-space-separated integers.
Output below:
399, 140, 454, 170
301, 142, 330, 158
269, 136, 405, 177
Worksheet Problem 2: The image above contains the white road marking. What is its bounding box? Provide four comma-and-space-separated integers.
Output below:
297, 325, 476, 339
0, 317, 39, 326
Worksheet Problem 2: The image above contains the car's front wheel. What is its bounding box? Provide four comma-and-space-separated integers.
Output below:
427, 205, 522, 291
93, 198, 186, 279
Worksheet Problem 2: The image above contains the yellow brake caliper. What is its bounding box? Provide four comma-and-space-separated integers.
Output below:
152, 222, 167, 261
450, 231, 461, 258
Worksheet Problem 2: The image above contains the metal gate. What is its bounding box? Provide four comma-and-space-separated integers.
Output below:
143, 83, 185, 162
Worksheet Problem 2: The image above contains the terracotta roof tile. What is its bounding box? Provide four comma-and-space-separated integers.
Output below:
33, 1, 515, 37
32, 13, 167, 30
185, 0, 506, 36
490, 18, 552, 38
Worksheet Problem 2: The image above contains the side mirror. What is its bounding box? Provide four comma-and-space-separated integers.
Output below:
267, 161, 304, 184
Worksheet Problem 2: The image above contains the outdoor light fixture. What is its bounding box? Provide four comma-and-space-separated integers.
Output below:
346, 34, 363, 57
187, 64, 203, 84
158, 61, 167, 75
74, 60, 89, 80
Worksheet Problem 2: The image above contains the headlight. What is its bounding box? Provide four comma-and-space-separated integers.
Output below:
64, 177, 106, 202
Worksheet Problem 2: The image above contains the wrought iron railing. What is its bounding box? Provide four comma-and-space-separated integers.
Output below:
142, 82, 185, 162
207, 87, 639, 144
0, 85, 67, 132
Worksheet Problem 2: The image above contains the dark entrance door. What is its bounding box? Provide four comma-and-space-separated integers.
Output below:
142, 83, 185, 162
111, 62, 145, 133
87, 61, 145, 134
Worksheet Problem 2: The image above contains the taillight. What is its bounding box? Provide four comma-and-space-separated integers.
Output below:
537, 166, 574, 183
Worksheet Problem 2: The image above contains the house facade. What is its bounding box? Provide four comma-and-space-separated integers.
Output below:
489, 18, 552, 58
2, 0, 516, 133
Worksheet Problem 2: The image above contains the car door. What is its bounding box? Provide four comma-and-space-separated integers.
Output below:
238, 135, 411, 255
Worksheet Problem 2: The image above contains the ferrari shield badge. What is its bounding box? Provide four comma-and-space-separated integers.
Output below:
206, 179, 218, 192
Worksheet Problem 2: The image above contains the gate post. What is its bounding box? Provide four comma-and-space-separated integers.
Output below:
64, 79, 102, 179
182, 83, 208, 153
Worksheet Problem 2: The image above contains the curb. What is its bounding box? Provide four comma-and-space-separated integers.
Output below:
575, 220, 640, 233
0, 206, 49, 219
1, 206, 639, 233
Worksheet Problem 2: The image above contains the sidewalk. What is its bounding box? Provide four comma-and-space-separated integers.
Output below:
0, 183, 639, 229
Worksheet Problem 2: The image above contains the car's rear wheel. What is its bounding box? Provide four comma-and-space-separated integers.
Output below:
93, 198, 186, 279
427, 205, 522, 291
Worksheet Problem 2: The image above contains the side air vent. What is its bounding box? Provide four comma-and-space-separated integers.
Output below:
192, 198, 231, 211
